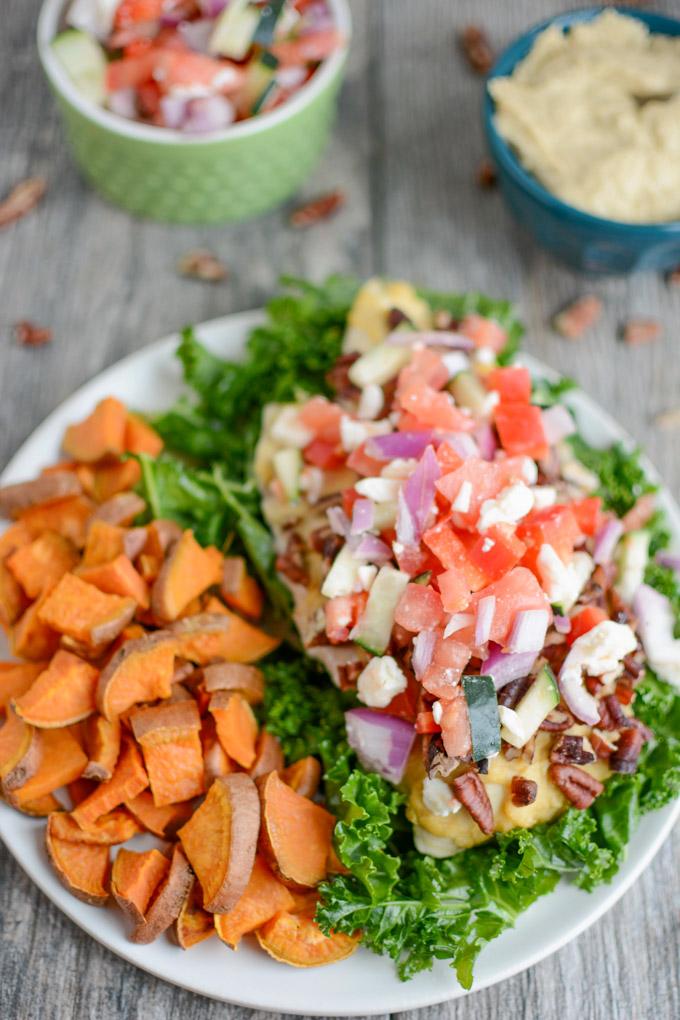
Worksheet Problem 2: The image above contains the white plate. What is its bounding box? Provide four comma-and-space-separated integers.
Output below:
0, 310, 678, 1015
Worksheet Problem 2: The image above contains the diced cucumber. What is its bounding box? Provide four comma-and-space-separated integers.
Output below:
52, 29, 107, 105
272, 447, 302, 501
321, 543, 363, 599
500, 664, 558, 749
616, 529, 650, 605
241, 51, 280, 113
253, 0, 287, 45
348, 342, 412, 389
462, 674, 500, 761
372, 501, 397, 530
449, 370, 488, 415
350, 565, 410, 655
412, 570, 432, 586
209, 0, 260, 60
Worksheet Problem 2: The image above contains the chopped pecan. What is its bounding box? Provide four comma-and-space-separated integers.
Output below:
608, 587, 633, 624
622, 318, 661, 346
433, 309, 458, 331
336, 658, 364, 691
610, 728, 644, 774
326, 352, 360, 398
541, 642, 570, 676
309, 526, 343, 563
521, 735, 536, 764
289, 189, 345, 228
622, 653, 644, 680
497, 674, 533, 709
510, 776, 538, 807
666, 265, 680, 286
275, 532, 308, 584
0, 177, 47, 228
14, 320, 52, 347
502, 742, 522, 761
452, 771, 494, 834
177, 248, 228, 282
476, 157, 497, 189
549, 763, 604, 809
459, 25, 494, 75
539, 708, 574, 732
424, 733, 457, 779
589, 731, 614, 760
387, 307, 411, 330
550, 734, 596, 766
552, 295, 602, 339
604, 694, 632, 730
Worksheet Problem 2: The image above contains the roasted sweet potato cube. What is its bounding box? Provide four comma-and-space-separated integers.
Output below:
17, 791, 64, 816
282, 757, 322, 800
19, 495, 94, 548
0, 473, 83, 519
90, 459, 141, 503
63, 397, 127, 463
178, 773, 260, 913
173, 878, 215, 949
124, 413, 164, 458
91, 491, 146, 527
81, 521, 126, 567
96, 631, 177, 720
210, 691, 258, 770
214, 855, 295, 948
0, 661, 46, 711
111, 847, 170, 927
6, 531, 79, 599
130, 700, 204, 807
46, 819, 111, 906
77, 554, 150, 610
11, 593, 60, 661
82, 714, 121, 781
48, 808, 141, 845
38, 573, 136, 648
151, 531, 223, 623
221, 557, 264, 620
143, 519, 182, 560
72, 737, 147, 828
4, 727, 87, 808
131, 844, 193, 945
170, 612, 279, 665
0, 560, 29, 630
256, 909, 358, 967
202, 662, 264, 704
259, 771, 335, 889
13, 650, 99, 728
124, 790, 193, 838
0, 706, 41, 790
249, 731, 284, 780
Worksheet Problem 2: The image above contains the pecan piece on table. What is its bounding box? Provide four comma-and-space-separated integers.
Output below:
552, 295, 602, 339
622, 318, 661, 346
550, 734, 596, 766
549, 763, 604, 809
177, 248, 228, 282
289, 189, 345, 229
452, 771, 494, 834
610, 727, 644, 774
0, 176, 47, 228
476, 157, 497, 189
510, 776, 538, 807
459, 25, 494, 75
14, 320, 52, 347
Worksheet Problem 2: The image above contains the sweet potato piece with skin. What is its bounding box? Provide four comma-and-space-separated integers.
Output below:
173, 877, 215, 949
221, 557, 264, 621
125, 413, 164, 458
0, 661, 46, 711
77, 555, 150, 610
111, 847, 170, 927
124, 527, 148, 562
125, 790, 193, 838
0, 473, 82, 519
72, 737, 148, 828
130, 700, 204, 807
48, 808, 141, 845
256, 910, 359, 967
144, 519, 182, 560
63, 397, 127, 463
249, 731, 284, 780
210, 692, 258, 770
202, 662, 264, 705
214, 855, 295, 949
4, 727, 87, 807
38, 573, 137, 648
0, 560, 29, 630
13, 650, 99, 728
0, 707, 41, 790
83, 714, 121, 781
0, 521, 33, 558
91, 459, 141, 503
170, 612, 280, 666
282, 757, 322, 800
11, 594, 61, 661
91, 491, 146, 527
178, 773, 260, 913
46, 820, 111, 906
151, 531, 223, 624
259, 771, 335, 889
203, 734, 232, 787
138, 554, 162, 584
81, 521, 126, 567
19, 496, 94, 548
131, 844, 193, 945
7, 531, 79, 599
17, 792, 63, 816
96, 630, 177, 721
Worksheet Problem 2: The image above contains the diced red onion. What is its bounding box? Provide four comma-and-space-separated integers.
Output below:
178, 18, 214, 53
445, 432, 479, 460
108, 88, 138, 120
400, 445, 439, 541
558, 670, 600, 726
160, 94, 189, 130
444, 612, 474, 637
352, 534, 392, 564
351, 498, 375, 535
593, 518, 624, 566
386, 330, 475, 351
657, 552, 680, 573
412, 630, 437, 679
276, 66, 308, 90
482, 643, 538, 690
160, 11, 186, 27
541, 404, 576, 446
182, 95, 235, 134
475, 596, 496, 647
473, 422, 498, 461
366, 430, 433, 461
554, 614, 572, 635
198, 0, 229, 15
396, 488, 417, 548
345, 708, 416, 784
507, 609, 550, 653
326, 506, 350, 537
300, 1, 336, 35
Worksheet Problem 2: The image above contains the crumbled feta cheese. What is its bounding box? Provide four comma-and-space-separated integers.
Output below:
67, 0, 119, 38
382, 458, 418, 480
340, 416, 391, 453
412, 825, 459, 858
356, 655, 408, 708
560, 621, 637, 696
481, 390, 500, 417
422, 777, 461, 816
498, 705, 525, 743
473, 346, 496, 367
537, 545, 594, 611
441, 351, 470, 378
357, 383, 385, 421
452, 479, 473, 513
444, 613, 475, 637
532, 485, 557, 509
300, 466, 322, 504
521, 457, 539, 485
355, 477, 402, 502
478, 481, 534, 532
357, 564, 378, 592
271, 406, 313, 448
432, 700, 443, 724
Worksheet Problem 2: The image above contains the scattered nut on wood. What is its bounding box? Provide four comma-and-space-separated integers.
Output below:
459, 25, 494, 74
177, 249, 228, 283
14, 320, 52, 347
552, 295, 603, 339
476, 157, 497, 189
0, 177, 47, 229
654, 408, 680, 430
622, 318, 661, 346
289, 189, 345, 229
665, 265, 680, 286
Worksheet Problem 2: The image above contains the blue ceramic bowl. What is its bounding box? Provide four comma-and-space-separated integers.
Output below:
484, 6, 680, 275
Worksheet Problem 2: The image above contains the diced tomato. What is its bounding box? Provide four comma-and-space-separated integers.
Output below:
106, 52, 157, 91
423, 518, 487, 590
459, 313, 507, 353
465, 524, 527, 585
435, 441, 464, 475
566, 606, 608, 646
394, 583, 444, 633
345, 442, 385, 476
439, 687, 472, 759
393, 543, 439, 578
137, 79, 161, 117
114, 0, 164, 29
271, 28, 342, 66
298, 396, 343, 444
324, 593, 367, 644
615, 680, 635, 706
517, 504, 582, 575
397, 347, 448, 396
153, 50, 244, 94
438, 569, 472, 614
415, 711, 441, 734
486, 366, 531, 403
124, 37, 154, 59
571, 496, 604, 537
342, 488, 360, 518
494, 402, 549, 460
304, 439, 345, 470
436, 459, 506, 529
397, 412, 436, 432
421, 635, 471, 699
399, 383, 475, 432
375, 673, 420, 724
470, 566, 550, 645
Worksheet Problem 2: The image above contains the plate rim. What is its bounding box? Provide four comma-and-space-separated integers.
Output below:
0, 308, 678, 1015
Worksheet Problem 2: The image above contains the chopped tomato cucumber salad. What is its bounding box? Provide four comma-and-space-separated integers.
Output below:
52, 1, 342, 133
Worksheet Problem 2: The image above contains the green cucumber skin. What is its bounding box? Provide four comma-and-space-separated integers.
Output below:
462, 674, 500, 762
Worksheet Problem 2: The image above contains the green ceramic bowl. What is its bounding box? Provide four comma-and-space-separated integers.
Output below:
38, 0, 351, 224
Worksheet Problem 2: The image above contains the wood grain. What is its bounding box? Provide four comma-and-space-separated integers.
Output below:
0, 1, 678, 1018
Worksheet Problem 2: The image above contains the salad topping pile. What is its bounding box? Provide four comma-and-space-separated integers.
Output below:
53, 0, 341, 133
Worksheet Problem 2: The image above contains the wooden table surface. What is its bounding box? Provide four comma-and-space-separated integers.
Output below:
1, 1, 678, 1018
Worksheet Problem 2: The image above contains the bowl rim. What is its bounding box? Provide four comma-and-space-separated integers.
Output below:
484, 4, 680, 233
37, 0, 351, 146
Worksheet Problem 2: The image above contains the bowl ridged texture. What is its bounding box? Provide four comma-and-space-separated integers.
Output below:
50, 61, 345, 224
